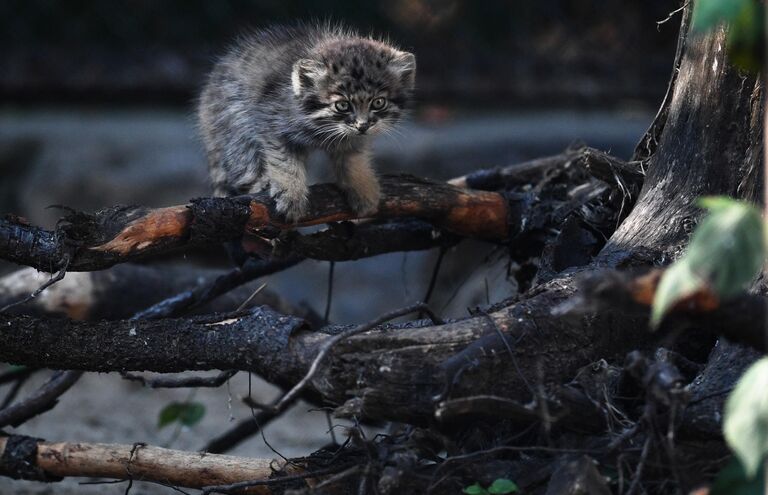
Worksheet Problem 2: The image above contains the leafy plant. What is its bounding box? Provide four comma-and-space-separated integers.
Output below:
463, 478, 519, 494
651, 197, 764, 327
723, 357, 768, 478
158, 401, 206, 429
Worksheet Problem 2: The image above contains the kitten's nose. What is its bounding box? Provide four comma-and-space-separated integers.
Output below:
355, 120, 372, 133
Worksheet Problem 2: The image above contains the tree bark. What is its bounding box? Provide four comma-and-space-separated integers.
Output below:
0, 175, 509, 272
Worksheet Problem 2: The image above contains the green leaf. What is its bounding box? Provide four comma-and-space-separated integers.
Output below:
711, 457, 765, 495
650, 260, 703, 328
692, 0, 764, 73
651, 197, 764, 327
726, 0, 764, 73
724, 357, 768, 478
178, 402, 206, 427
463, 483, 488, 495
158, 402, 206, 429
488, 478, 519, 494
690, 198, 764, 297
692, 0, 751, 33
158, 403, 183, 428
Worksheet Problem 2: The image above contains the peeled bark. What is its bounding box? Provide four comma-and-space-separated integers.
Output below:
0, 435, 289, 493
0, 175, 509, 272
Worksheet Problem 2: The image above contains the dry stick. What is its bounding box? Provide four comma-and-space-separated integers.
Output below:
417, 247, 446, 320
422, 247, 446, 306
235, 283, 267, 312
324, 261, 335, 324
0, 370, 83, 427
133, 256, 303, 320
626, 437, 652, 495
0, 373, 32, 409
201, 463, 347, 495
267, 302, 443, 416
202, 409, 280, 454
0, 253, 70, 314
121, 370, 238, 389
0, 436, 284, 493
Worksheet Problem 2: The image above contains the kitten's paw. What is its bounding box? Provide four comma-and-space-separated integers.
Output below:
273, 188, 309, 223
345, 182, 381, 216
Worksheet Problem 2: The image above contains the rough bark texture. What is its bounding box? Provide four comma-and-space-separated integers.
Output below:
0, 175, 509, 272
601, 10, 763, 264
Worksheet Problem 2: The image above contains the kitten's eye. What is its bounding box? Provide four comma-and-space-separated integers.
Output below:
371, 97, 387, 111
334, 100, 351, 112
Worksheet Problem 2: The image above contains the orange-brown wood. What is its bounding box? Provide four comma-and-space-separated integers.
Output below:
93, 205, 191, 255
75, 176, 509, 260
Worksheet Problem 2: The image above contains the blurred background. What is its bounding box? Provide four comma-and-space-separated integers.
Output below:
0, 1, 681, 493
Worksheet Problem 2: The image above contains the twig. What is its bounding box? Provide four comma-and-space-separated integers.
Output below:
324, 261, 335, 324
133, 256, 302, 320
235, 282, 267, 312
0, 370, 83, 427
310, 465, 360, 491
626, 437, 652, 495
201, 463, 347, 494
201, 409, 281, 454
0, 372, 33, 409
0, 253, 70, 314
657, 2, 689, 27
423, 247, 446, 306
121, 370, 238, 389
267, 302, 442, 415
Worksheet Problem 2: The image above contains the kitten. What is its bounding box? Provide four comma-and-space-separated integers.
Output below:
197, 24, 416, 221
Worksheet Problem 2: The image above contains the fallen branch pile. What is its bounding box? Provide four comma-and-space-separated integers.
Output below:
0, 7, 764, 493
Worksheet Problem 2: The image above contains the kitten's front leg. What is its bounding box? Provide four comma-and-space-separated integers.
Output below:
259, 143, 309, 222
333, 147, 381, 216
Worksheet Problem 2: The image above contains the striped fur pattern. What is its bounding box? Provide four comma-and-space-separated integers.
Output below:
197, 24, 416, 221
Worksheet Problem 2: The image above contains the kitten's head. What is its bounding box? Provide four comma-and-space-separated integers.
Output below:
292, 37, 415, 146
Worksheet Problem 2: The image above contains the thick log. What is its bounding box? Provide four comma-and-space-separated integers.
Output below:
0, 435, 288, 493
0, 279, 651, 424
0, 175, 509, 272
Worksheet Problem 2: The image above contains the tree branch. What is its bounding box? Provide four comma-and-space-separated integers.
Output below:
0, 174, 509, 272
0, 371, 83, 427
0, 434, 293, 493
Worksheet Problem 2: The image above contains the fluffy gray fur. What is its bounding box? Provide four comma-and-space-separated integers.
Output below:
197, 24, 416, 221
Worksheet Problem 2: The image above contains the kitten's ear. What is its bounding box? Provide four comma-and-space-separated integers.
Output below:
292, 59, 326, 96
392, 51, 416, 90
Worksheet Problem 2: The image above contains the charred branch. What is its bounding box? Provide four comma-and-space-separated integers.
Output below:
0, 175, 509, 272
0, 371, 83, 428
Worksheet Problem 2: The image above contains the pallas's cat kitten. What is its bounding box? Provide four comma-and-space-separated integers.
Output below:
198, 25, 416, 221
